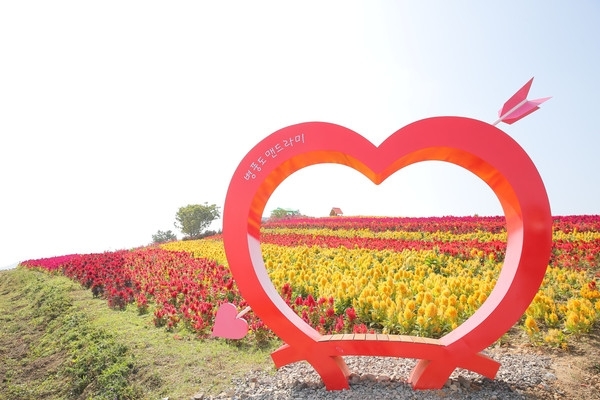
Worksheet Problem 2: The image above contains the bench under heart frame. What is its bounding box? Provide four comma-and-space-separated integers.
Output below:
223, 116, 552, 390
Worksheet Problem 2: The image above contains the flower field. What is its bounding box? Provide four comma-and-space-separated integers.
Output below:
21, 215, 600, 348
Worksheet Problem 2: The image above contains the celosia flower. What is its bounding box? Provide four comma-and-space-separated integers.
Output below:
304, 294, 317, 309
425, 303, 437, 319
334, 316, 344, 332
524, 316, 539, 335
345, 307, 357, 322
444, 306, 458, 320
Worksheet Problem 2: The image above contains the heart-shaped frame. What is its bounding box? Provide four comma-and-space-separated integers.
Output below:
223, 117, 552, 390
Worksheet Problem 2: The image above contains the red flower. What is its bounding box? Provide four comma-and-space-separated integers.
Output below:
304, 294, 316, 309
301, 310, 309, 323
345, 307, 357, 322
281, 282, 292, 296
334, 316, 344, 332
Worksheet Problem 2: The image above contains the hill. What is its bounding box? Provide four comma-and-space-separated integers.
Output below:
2, 215, 599, 399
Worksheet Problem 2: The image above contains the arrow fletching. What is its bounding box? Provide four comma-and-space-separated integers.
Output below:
500, 97, 552, 125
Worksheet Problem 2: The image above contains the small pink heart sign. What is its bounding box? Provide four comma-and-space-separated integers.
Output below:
212, 302, 249, 340
222, 117, 552, 390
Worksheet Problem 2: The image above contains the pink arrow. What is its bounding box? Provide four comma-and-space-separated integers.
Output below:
493, 77, 551, 125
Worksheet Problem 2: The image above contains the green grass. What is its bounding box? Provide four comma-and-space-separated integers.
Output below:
0, 267, 279, 400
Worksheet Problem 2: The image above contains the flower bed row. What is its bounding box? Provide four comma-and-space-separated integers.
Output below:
263, 215, 600, 233
263, 215, 508, 233
21, 215, 600, 349
21, 247, 364, 341
163, 215, 600, 347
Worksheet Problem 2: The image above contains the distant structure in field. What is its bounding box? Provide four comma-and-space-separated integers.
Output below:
329, 207, 343, 217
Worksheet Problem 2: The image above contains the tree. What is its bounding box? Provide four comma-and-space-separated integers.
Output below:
151, 230, 177, 244
174, 203, 221, 239
269, 207, 300, 220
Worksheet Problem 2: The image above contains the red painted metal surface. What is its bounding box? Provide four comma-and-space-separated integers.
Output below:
223, 117, 552, 390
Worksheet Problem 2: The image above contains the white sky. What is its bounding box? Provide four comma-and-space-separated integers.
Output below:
1, 2, 599, 268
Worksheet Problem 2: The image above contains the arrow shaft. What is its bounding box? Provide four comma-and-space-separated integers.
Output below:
493, 98, 528, 126
237, 306, 251, 318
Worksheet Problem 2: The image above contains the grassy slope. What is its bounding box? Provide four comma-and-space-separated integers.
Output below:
0, 267, 278, 400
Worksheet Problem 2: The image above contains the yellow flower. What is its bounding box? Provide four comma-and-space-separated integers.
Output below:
565, 312, 580, 332
438, 295, 449, 308
544, 312, 559, 327
543, 329, 567, 349
402, 308, 413, 322
320, 276, 328, 287
581, 285, 600, 300
423, 292, 433, 304
416, 292, 424, 304
444, 306, 458, 320
569, 299, 582, 310
478, 292, 488, 303
397, 282, 409, 296
424, 303, 437, 319
524, 316, 539, 336
448, 294, 458, 307
467, 295, 477, 308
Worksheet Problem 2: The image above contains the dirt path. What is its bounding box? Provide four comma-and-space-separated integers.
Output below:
546, 330, 600, 399
509, 328, 600, 399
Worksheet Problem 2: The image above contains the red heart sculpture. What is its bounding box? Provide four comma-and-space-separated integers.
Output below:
223, 117, 552, 390
212, 302, 249, 340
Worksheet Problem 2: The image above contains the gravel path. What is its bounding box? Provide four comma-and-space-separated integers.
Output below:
197, 347, 561, 399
